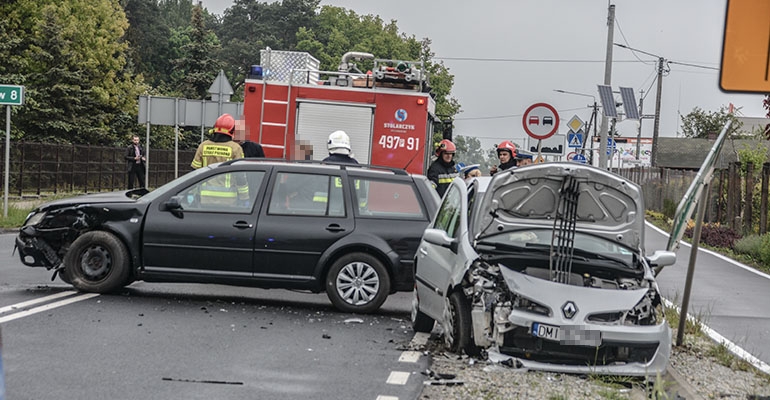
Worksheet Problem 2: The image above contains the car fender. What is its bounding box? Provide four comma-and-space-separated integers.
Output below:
314, 232, 398, 282
90, 203, 150, 275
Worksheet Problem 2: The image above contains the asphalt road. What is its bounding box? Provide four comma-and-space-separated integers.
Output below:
648, 223, 770, 368
0, 234, 427, 400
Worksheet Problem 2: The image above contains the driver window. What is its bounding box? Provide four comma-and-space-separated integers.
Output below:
176, 171, 264, 213
433, 185, 461, 238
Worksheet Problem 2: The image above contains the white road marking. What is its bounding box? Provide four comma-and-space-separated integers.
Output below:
646, 221, 770, 280
385, 371, 410, 385
0, 291, 78, 315
409, 332, 430, 347
662, 298, 770, 375
398, 351, 421, 363
375, 396, 399, 400
0, 293, 100, 324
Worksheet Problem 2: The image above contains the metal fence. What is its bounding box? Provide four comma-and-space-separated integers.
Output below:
0, 141, 196, 197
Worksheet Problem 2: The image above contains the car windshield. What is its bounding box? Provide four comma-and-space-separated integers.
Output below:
477, 229, 637, 268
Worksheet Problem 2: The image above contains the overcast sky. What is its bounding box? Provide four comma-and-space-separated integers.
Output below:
200, 0, 766, 149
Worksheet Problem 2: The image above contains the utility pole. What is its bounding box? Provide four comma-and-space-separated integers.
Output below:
651, 57, 664, 167
636, 90, 644, 160
599, 4, 615, 170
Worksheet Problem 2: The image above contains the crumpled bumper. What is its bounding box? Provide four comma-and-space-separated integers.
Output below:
15, 232, 60, 269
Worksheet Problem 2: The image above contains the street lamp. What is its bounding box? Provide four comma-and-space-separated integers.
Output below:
553, 90, 600, 163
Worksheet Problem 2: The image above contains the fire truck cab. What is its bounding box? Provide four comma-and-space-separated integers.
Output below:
242, 49, 437, 175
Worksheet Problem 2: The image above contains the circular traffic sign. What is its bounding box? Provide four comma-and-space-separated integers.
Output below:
522, 103, 559, 140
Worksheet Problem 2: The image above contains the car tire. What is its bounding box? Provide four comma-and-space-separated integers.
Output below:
443, 290, 481, 357
65, 231, 130, 293
411, 289, 435, 333
326, 252, 390, 314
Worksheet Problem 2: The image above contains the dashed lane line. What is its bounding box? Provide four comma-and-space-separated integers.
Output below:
0, 291, 79, 315
0, 293, 100, 324
398, 351, 421, 363
385, 371, 410, 385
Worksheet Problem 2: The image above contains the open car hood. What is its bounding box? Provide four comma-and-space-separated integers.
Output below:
474, 162, 645, 250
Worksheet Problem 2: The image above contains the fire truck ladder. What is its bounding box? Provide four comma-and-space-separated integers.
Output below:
549, 175, 580, 284
258, 80, 292, 158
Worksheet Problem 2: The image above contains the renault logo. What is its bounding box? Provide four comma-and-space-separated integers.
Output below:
562, 301, 578, 319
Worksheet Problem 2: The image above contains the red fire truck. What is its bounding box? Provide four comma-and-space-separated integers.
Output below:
241, 49, 438, 175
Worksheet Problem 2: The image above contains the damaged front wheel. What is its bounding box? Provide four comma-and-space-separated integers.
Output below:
443, 291, 481, 357
65, 231, 130, 293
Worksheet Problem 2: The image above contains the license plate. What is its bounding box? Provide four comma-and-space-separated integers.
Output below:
531, 322, 560, 341
531, 323, 602, 347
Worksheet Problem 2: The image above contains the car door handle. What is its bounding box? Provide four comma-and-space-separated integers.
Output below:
419, 247, 428, 256
233, 221, 253, 229
326, 224, 346, 233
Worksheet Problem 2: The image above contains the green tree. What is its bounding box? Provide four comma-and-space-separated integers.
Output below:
123, 0, 174, 88
0, 0, 145, 145
171, 4, 222, 99
680, 106, 743, 138
453, 135, 488, 170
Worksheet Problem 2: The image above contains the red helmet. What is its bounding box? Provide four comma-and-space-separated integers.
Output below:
435, 139, 456, 156
213, 113, 236, 136
497, 140, 517, 157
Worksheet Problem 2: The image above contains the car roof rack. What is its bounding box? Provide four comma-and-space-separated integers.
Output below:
218, 158, 409, 176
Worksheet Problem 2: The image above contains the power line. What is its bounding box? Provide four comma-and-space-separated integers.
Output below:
455, 107, 588, 121
434, 56, 646, 63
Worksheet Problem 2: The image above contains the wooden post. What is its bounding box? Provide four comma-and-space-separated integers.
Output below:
761, 163, 769, 235
744, 162, 754, 234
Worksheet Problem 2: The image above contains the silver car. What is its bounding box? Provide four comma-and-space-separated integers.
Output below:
411, 162, 677, 376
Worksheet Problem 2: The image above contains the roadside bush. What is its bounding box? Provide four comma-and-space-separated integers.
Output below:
733, 234, 764, 259
684, 223, 741, 249
663, 198, 678, 219
760, 234, 770, 266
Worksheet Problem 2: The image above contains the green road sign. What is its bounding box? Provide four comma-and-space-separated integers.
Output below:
0, 85, 24, 106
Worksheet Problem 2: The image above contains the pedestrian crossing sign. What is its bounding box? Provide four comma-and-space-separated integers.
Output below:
567, 130, 583, 148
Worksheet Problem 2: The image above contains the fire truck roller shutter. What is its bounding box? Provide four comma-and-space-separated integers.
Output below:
295, 101, 374, 164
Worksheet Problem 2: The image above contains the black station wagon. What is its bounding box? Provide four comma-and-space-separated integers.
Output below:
16, 160, 440, 313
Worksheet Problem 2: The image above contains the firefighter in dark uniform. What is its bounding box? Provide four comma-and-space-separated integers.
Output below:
489, 140, 518, 176
427, 139, 458, 197
323, 130, 359, 164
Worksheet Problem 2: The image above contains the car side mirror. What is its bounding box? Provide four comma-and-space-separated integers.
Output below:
647, 250, 676, 269
162, 196, 184, 218
422, 228, 458, 252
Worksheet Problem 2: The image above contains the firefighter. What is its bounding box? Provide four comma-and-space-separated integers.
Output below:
323, 130, 359, 164
490, 140, 518, 176
190, 113, 248, 206
427, 139, 458, 197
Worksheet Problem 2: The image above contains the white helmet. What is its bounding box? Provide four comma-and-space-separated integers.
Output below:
327, 130, 351, 155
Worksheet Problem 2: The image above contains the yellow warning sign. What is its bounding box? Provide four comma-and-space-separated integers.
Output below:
720, 0, 770, 93
534, 155, 545, 164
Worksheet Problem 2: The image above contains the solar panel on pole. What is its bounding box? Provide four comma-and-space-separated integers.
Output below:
597, 85, 617, 117
619, 87, 640, 120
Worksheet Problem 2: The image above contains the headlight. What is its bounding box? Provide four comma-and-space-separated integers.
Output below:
23, 211, 46, 227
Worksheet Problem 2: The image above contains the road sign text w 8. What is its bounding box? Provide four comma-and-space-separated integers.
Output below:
0, 85, 24, 106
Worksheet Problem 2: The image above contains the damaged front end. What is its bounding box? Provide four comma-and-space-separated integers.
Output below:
461, 255, 671, 376
16, 204, 124, 274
